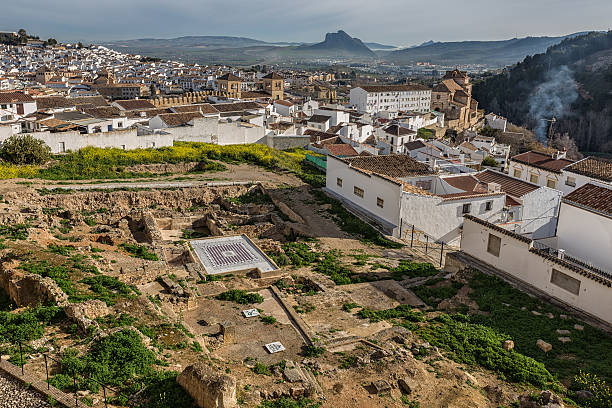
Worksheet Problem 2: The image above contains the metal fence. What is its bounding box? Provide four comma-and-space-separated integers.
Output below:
532, 241, 612, 280
12, 339, 136, 408
399, 223, 453, 268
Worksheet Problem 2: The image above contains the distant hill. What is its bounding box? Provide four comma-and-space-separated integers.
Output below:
364, 42, 397, 50
383, 33, 588, 67
294, 30, 376, 58
473, 31, 612, 153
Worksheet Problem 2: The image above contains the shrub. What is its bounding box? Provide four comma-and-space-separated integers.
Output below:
260, 315, 277, 325
302, 345, 325, 357
0, 134, 51, 165
216, 290, 264, 304
119, 243, 159, 261
482, 156, 499, 167
0, 223, 29, 240
252, 362, 271, 375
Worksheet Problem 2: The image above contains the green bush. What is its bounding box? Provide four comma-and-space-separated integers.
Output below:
482, 156, 499, 167
260, 315, 277, 325
281, 242, 319, 267
252, 362, 271, 375
119, 243, 159, 261
0, 305, 64, 342
0, 223, 30, 240
302, 345, 325, 357
314, 251, 354, 285
216, 290, 264, 304
0, 134, 51, 165
412, 279, 463, 307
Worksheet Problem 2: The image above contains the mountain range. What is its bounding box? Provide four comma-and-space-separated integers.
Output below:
103, 30, 592, 67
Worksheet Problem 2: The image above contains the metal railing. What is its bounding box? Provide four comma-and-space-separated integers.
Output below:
400, 223, 454, 267
531, 241, 612, 280
10, 339, 139, 408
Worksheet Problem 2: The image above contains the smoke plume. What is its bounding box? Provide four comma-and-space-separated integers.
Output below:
527, 65, 578, 144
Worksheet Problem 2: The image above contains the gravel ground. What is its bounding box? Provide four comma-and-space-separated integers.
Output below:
0, 371, 51, 408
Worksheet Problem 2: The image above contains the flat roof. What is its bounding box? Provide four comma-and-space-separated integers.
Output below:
190, 234, 277, 275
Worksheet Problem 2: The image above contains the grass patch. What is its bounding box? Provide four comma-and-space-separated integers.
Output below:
467, 271, 612, 385
418, 313, 556, 388
0, 224, 29, 240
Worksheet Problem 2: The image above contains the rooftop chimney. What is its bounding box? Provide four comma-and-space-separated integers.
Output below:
487, 182, 501, 193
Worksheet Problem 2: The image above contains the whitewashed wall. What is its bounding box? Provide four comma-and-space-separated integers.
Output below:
461, 217, 612, 326
557, 202, 612, 272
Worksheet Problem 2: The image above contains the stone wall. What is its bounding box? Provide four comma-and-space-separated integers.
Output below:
0, 265, 68, 307
265, 135, 311, 150
177, 363, 237, 408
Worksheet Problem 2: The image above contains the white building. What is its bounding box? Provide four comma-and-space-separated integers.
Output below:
442, 170, 562, 239
273, 100, 295, 118
457, 216, 612, 328
0, 92, 37, 122
509, 151, 574, 191
325, 154, 505, 245
509, 151, 611, 195
556, 183, 612, 272
349, 84, 432, 114
484, 113, 507, 132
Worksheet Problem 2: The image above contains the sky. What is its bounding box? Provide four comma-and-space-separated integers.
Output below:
1, 0, 610, 46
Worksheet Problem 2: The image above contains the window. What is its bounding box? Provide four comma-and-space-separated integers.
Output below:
353, 186, 364, 198
529, 174, 539, 184
487, 234, 501, 257
550, 269, 581, 295
513, 169, 522, 178
485, 201, 493, 211
565, 176, 576, 187
58, 142, 65, 153
376, 197, 384, 208
336, 177, 343, 187
462, 203, 471, 214
546, 179, 556, 189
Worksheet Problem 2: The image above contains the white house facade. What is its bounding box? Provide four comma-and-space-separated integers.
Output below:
349, 85, 432, 114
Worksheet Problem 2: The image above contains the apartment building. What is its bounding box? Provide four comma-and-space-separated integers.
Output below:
349, 84, 431, 114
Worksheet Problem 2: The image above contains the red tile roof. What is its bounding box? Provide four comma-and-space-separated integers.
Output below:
114, 99, 155, 110
563, 183, 612, 216
0, 92, 34, 103
474, 170, 540, 198
511, 151, 574, 173
342, 154, 433, 178
564, 157, 612, 182
325, 144, 359, 157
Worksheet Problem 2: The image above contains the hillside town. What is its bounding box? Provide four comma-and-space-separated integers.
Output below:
0, 27, 610, 408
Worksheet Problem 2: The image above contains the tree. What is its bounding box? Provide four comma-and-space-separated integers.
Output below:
482, 156, 499, 167
17, 29, 26, 37
45, 38, 57, 46
0, 135, 51, 165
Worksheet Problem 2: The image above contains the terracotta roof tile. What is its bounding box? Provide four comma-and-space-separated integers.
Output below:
563, 183, 612, 216
325, 144, 359, 157
511, 151, 574, 173
114, 99, 155, 110
564, 157, 612, 182
342, 154, 433, 178
474, 170, 539, 198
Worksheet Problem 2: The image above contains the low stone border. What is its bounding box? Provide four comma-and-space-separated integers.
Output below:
0, 359, 88, 408
269, 285, 316, 346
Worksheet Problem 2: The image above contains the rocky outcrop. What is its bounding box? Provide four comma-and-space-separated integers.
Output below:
0, 266, 68, 307
177, 363, 237, 408
64, 300, 111, 332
